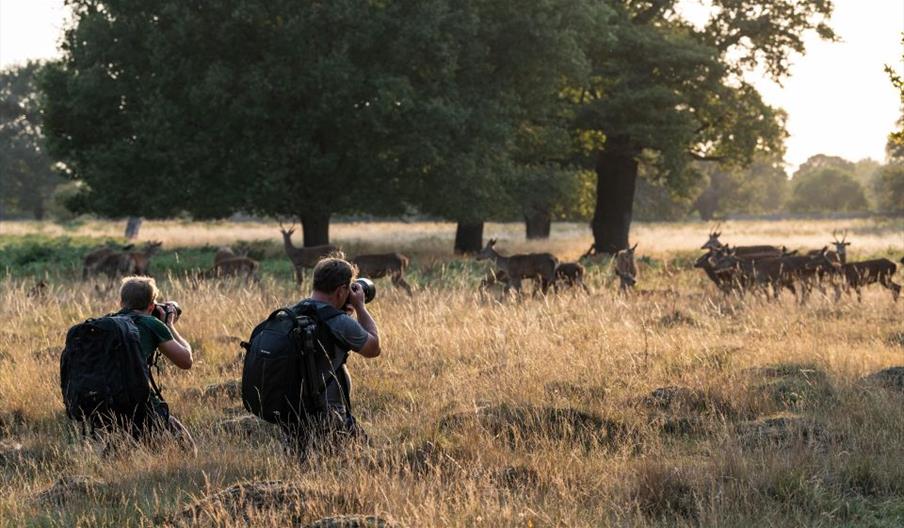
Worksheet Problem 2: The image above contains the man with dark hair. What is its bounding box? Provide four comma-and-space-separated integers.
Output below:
289, 257, 381, 448
116, 276, 195, 450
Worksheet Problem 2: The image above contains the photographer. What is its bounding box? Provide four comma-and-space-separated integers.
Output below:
287, 257, 381, 450
113, 276, 195, 450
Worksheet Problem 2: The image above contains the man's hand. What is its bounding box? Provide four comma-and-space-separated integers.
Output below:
348, 281, 366, 312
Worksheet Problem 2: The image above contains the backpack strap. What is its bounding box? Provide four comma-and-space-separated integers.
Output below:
291, 300, 355, 415
119, 312, 167, 402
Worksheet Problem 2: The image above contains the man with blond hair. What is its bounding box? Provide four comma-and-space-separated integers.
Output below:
62, 275, 195, 451
115, 276, 195, 449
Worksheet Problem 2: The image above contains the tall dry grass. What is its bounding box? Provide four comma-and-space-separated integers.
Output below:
1, 219, 903, 526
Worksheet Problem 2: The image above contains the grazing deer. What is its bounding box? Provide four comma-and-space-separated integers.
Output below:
613, 244, 638, 292
200, 256, 260, 282
554, 262, 590, 293
214, 246, 237, 265
476, 239, 558, 294
82, 243, 134, 279
838, 258, 900, 302
351, 253, 413, 296
701, 229, 783, 259
279, 225, 338, 284
92, 241, 163, 278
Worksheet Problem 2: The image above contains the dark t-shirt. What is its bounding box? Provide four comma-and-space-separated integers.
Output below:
292, 299, 370, 415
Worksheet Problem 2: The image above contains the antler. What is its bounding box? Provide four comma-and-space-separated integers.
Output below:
841, 229, 848, 243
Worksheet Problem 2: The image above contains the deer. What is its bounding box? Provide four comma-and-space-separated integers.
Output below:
214, 246, 237, 266
279, 224, 339, 285
92, 241, 163, 278
350, 253, 413, 296
709, 246, 839, 302
199, 256, 260, 282
82, 243, 134, 279
837, 258, 900, 302
701, 229, 784, 259
554, 262, 590, 293
613, 243, 638, 292
475, 239, 558, 295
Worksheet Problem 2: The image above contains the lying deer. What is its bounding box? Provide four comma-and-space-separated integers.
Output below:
351, 253, 413, 296
199, 256, 260, 282
92, 241, 163, 278
614, 244, 638, 292
554, 262, 590, 293
476, 239, 557, 295
279, 225, 339, 285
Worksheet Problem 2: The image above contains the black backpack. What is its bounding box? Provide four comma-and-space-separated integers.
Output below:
60, 314, 163, 434
241, 301, 349, 426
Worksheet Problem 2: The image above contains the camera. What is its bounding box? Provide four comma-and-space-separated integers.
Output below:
353, 278, 376, 304
153, 301, 182, 322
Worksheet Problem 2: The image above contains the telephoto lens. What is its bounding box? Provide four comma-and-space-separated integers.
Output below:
355, 278, 376, 303
154, 301, 183, 321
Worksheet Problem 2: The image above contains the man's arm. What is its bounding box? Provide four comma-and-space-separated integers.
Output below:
348, 282, 381, 358
158, 308, 193, 369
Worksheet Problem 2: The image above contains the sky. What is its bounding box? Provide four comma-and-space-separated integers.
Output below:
1, 0, 902, 174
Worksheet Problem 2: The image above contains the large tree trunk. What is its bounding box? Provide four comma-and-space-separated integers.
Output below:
524, 208, 551, 239
591, 137, 639, 255
125, 216, 142, 240
454, 221, 484, 254
301, 212, 330, 247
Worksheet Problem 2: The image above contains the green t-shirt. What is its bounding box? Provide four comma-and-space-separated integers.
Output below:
117, 309, 174, 362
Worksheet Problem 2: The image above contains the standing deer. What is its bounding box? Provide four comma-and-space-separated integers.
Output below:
92, 241, 162, 278
279, 225, 338, 284
613, 244, 638, 292
710, 246, 839, 302
199, 256, 260, 282
82, 243, 134, 279
838, 258, 900, 302
476, 239, 557, 295
351, 253, 413, 296
214, 246, 237, 266
554, 262, 590, 293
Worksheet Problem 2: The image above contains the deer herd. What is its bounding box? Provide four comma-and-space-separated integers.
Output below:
79, 224, 901, 303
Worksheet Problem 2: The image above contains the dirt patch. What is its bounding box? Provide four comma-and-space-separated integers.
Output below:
658, 310, 699, 328
308, 515, 401, 528
492, 465, 543, 491
885, 332, 904, 348
544, 381, 608, 401
33, 475, 106, 506
438, 404, 635, 451
735, 414, 830, 451
864, 367, 904, 392
747, 363, 835, 411
215, 415, 271, 438
165, 480, 330, 526
630, 463, 699, 521
642, 386, 739, 437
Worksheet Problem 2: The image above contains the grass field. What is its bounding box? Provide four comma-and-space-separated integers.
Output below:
1, 218, 903, 527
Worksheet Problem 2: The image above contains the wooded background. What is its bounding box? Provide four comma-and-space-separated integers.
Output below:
2, 0, 902, 252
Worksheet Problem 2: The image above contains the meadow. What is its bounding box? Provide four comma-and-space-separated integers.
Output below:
1, 217, 903, 527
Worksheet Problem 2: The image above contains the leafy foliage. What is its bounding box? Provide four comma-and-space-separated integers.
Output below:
872, 163, 904, 214
789, 167, 868, 213
0, 62, 63, 219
